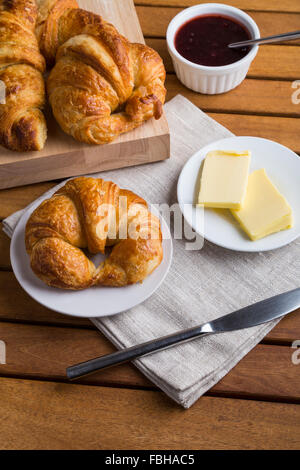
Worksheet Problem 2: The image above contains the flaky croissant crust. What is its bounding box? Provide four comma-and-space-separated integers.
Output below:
0, 0, 47, 151
37, 0, 166, 144
25, 177, 163, 290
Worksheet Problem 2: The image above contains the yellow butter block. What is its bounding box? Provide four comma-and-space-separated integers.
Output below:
198, 150, 251, 210
231, 169, 293, 241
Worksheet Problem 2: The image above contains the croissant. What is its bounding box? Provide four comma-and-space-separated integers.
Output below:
36, 0, 166, 144
0, 0, 47, 151
25, 177, 163, 290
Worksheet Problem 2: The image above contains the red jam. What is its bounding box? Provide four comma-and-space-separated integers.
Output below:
175, 14, 251, 67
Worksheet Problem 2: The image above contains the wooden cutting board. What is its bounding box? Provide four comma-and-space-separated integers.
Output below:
0, 0, 170, 189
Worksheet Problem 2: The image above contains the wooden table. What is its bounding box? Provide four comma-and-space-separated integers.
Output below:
0, 0, 300, 450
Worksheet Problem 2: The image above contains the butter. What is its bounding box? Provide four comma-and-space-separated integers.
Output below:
198, 150, 251, 210
231, 169, 293, 241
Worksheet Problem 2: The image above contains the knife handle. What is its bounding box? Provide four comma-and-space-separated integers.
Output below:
66, 325, 210, 380
66, 288, 300, 380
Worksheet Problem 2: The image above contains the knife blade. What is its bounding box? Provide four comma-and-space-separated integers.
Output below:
66, 287, 300, 380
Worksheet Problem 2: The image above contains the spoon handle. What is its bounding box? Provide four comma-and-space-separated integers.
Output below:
229, 30, 300, 48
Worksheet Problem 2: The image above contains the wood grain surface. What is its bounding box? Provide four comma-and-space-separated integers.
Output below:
136, 6, 300, 44
135, 0, 300, 13
0, 268, 299, 342
166, 76, 299, 117
0, 0, 299, 450
1, 377, 300, 450
0, 322, 299, 402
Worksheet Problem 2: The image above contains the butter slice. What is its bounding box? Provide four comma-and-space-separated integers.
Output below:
231, 169, 293, 241
198, 150, 251, 210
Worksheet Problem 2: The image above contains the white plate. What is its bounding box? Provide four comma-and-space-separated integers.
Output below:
177, 136, 300, 252
10, 200, 173, 318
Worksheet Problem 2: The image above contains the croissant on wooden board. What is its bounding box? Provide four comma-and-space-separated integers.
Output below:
36, 0, 166, 144
25, 177, 163, 290
0, 0, 47, 151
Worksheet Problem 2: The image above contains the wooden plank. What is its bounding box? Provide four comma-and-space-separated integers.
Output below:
209, 113, 300, 154
135, 0, 300, 14
264, 309, 300, 343
252, 11, 300, 45
0, 123, 170, 190
1, 376, 300, 449
0, 271, 91, 327
0, 181, 55, 220
0, 269, 299, 343
0, 322, 148, 388
216, 343, 300, 400
137, 6, 300, 45
166, 75, 300, 117
237, 46, 300, 80
147, 39, 300, 80
0, 0, 170, 190
0, 322, 299, 401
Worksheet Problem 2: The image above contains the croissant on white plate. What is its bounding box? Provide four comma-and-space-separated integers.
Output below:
36, 0, 166, 144
25, 177, 163, 290
0, 0, 47, 151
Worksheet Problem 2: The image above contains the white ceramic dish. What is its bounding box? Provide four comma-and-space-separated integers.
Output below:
167, 3, 260, 94
177, 136, 300, 252
10, 202, 173, 318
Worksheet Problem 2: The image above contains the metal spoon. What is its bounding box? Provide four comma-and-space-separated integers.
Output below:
228, 30, 300, 48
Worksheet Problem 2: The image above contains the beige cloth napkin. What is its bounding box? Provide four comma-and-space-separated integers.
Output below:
3, 95, 300, 408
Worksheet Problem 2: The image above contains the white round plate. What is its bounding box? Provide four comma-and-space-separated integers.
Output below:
10, 200, 173, 318
177, 136, 300, 252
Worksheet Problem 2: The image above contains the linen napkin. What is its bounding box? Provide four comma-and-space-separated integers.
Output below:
3, 95, 299, 408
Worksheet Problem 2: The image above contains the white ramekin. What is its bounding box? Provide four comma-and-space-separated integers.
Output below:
167, 3, 260, 94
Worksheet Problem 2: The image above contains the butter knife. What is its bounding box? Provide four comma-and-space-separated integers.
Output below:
66, 288, 300, 380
